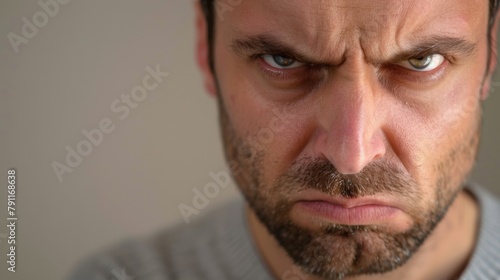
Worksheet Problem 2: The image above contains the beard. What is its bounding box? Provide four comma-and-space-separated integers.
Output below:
216, 95, 480, 279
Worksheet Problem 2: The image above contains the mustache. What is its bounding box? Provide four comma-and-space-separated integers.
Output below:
279, 159, 418, 198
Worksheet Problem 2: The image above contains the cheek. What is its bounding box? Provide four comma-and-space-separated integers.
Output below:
395, 75, 481, 194
215, 38, 316, 183
218, 85, 314, 184
413, 37, 487, 188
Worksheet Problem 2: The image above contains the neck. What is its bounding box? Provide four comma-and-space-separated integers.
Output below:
246, 189, 479, 280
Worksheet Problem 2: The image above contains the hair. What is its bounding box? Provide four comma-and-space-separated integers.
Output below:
200, 0, 500, 73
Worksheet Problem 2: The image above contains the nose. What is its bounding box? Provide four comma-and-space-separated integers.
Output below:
315, 66, 387, 174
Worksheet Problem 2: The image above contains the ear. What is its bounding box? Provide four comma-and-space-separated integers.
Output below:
195, 1, 217, 97
481, 11, 500, 100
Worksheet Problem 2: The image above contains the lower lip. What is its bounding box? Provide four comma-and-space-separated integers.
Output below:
296, 201, 399, 225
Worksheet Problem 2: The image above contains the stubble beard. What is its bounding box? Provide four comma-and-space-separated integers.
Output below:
216, 95, 480, 279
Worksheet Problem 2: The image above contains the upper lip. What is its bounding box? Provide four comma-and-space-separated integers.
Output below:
296, 190, 399, 209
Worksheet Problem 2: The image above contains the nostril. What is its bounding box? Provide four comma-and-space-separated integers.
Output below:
320, 129, 387, 175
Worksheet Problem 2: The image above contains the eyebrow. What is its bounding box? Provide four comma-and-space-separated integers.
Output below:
231, 35, 327, 65
230, 34, 478, 65
388, 36, 477, 64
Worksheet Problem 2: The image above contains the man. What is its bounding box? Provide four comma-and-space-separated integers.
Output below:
69, 0, 500, 279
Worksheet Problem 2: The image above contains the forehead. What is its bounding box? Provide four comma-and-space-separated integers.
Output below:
218, 0, 488, 62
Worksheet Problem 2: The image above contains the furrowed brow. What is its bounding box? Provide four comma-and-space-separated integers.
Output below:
388, 36, 477, 63
231, 35, 325, 65
231, 35, 477, 65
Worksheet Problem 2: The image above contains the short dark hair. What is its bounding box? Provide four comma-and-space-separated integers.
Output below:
200, 0, 500, 72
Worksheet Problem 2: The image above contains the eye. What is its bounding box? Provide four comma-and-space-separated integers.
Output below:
262, 54, 306, 69
398, 54, 445, 72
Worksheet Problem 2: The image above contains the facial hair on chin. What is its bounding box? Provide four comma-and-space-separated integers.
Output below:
216, 93, 479, 279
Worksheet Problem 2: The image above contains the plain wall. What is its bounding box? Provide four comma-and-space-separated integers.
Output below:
0, 1, 498, 279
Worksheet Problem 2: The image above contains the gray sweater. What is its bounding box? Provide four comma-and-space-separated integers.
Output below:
68, 184, 500, 280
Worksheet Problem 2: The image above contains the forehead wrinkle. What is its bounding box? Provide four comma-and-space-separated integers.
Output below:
283, 1, 348, 63
224, 0, 488, 66
301, 1, 403, 64
225, 1, 349, 64
259, 0, 406, 64
225, 0, 397, 65
362, 0, 486, 63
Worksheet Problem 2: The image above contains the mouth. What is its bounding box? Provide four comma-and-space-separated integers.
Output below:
294, 191, 402, 226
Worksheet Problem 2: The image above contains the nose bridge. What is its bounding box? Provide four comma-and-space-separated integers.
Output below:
317, 62, 385, 174
340, 85, 370, 155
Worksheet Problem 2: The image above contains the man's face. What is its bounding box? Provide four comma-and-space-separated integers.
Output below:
210, 0, 490, 278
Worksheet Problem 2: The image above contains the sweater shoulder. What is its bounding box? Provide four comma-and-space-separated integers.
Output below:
460, 184, 500, 279
66, 237, 172, 280
66, 199, 251, 280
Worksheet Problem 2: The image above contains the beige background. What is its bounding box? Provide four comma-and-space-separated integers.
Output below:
0, 1, 498, 279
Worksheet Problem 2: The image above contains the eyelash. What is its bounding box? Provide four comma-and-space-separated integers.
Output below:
253, 54, 318, 78
383, 59, 449, 84
257, 58, 301, 79
250, 53, 450, 88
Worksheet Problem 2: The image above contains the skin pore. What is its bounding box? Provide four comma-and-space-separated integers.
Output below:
196, 0, 498, 279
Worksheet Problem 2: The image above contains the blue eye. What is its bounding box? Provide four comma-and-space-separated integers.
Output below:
398, 54, 445, 72
262, 54, 306, 69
